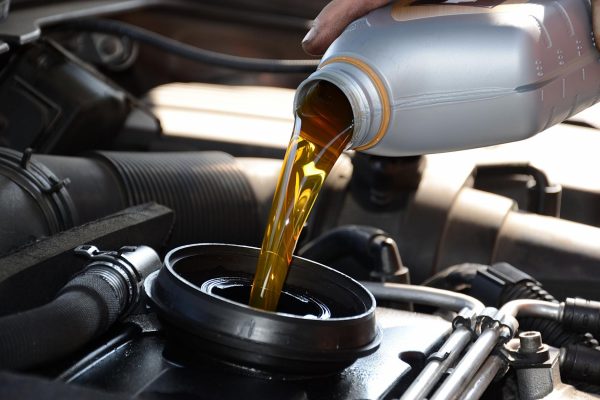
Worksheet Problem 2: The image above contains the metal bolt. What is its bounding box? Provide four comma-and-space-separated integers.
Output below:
519, 331, 543, 353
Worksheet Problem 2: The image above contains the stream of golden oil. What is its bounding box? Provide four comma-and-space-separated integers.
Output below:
249, 81, 354, 311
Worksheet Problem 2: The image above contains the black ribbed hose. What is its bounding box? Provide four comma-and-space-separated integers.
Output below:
30, 151, 263, 248
454, 262, 600, 389
501, 282, 596, 347
0, 273, 123, 370
439, 262, 597, 348
92, 151, 261, 246
1, 150, 263, 253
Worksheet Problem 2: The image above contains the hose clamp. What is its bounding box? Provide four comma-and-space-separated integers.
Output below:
75, 245, 161, 317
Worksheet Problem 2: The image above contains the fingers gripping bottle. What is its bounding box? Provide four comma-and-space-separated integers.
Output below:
295, 0, 600, 156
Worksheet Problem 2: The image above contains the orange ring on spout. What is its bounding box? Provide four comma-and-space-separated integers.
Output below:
320, 56, 391, 150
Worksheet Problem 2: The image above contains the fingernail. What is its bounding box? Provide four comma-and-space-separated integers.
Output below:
302, 27, 316, 44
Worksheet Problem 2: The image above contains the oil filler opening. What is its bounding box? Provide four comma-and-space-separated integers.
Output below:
144, 243, 381, 375
201, 276, 332, 319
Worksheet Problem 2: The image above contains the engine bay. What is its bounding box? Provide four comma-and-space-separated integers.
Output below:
0, 1, 600, 399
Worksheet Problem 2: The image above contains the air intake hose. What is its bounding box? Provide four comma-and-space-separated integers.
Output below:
91, 151, 261, 246
0, 148, 265, 253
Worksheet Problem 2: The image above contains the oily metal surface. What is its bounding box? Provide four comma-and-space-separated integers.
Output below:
67, 307, 451, 400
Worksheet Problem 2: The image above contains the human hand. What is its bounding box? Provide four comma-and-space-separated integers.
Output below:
303, 0, 600, 56
302, 0, 392, 56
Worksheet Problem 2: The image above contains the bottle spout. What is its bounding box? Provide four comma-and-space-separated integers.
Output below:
294, 58, 387, 151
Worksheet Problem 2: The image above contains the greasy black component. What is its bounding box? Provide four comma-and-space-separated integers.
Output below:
561, 344, 600, 385
33, 152, 128, 225
421, 263, 482, 291
298, 225, 409, 283
0, 203, 173, 316
0, 271, 122, 370
0, 147, 77, 253
145, 243, 381, 375
93, 151, 261, 246
62, 19, 319, 73
470, 262, 547, 307
59, 309, 449, 399
350, 154, 424, 209
0, 40, 130, 154
0, 147, 263, 257
473, 163, 560, 217
0, 371, 131, 400
0, 244, 159, 370
470, 263, 596, 348
25, 150, 261, 249
563, 298, 600, 337
57, 324, 142, 382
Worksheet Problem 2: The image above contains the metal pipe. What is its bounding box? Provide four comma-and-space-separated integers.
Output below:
360, 282, 485, 313
429, 300, 562, 400
499, 299, 562, 320
400, 326, 473, 400
430, 327, 501, 400
457, 355, 505, 400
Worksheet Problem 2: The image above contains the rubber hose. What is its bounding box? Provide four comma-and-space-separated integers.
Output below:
0, 273, 122, 370
0, 149, 264, 253
562, 298, 600, 337
92, 151, 261, 246
501, 282, 596, 347
561, 344, 600, 387
431, 262, 597, 348
63, 19, 320, 73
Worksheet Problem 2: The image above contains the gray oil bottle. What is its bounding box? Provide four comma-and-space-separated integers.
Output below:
295, 0, 600, 156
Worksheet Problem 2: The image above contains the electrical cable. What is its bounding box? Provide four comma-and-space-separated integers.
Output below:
60, 18, 320, 73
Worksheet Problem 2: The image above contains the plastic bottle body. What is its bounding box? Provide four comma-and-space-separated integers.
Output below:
295, 0, 600, 156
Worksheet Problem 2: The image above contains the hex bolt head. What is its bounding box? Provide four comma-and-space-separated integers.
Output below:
519, 331, 543, 353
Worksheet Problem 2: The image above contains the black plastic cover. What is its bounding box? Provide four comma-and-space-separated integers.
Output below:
146, 243, 381, 375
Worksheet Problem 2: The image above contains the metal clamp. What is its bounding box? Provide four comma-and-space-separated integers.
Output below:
452, 307, 478, 334
75, 245, 161, 317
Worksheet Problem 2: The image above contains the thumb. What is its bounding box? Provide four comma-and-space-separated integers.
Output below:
302, 0, 392, 56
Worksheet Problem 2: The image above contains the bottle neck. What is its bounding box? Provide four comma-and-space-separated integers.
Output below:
294, 60, 385, 150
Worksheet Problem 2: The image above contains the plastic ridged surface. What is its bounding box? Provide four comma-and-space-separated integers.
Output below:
94, 151, 261, 246
308, 0, 600, 156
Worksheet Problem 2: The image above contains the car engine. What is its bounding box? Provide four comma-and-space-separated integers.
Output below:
0, 1, 599, 399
